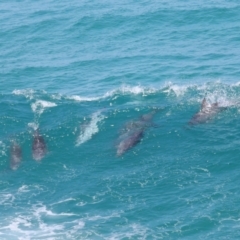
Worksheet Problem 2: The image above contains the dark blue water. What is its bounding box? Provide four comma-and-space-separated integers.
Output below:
1, 0, 240, 239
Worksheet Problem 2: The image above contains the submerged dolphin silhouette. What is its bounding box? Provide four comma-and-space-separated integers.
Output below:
116, 110, 158, 156
117, 129, 144, 156
189, 98, 226, 125
10, 142, 22, 170
122, 110, 158, 131
32, 129, 46, 161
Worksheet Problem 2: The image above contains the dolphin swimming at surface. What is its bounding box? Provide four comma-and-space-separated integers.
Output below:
117, 129, 144, 156
32, 129, 46, 161
10, 142, 22, 170
121, 110, 158, 131
116, 109, 158, 156
189, 98, 226, 125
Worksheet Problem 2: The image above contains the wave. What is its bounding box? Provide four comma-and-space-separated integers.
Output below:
9, 82, 240, 121
11, 81, 240, 100
12, 84, 156, 102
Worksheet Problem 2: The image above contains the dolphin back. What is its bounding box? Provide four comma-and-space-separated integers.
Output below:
32, 132, 46, 161
117, 129, 144, 156
140, 110, 158, 122
189, 98, 227, 125
116, 110, 158, 156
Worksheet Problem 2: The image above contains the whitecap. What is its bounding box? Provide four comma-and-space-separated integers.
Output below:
12, 89, 35, 100
164, 81, 193, 97
118, 84, 156, 96
67, 95, 100, 102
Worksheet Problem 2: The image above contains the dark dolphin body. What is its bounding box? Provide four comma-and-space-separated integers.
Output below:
32, 130, 46, 161
10, 142, 22, 170
122, 110, 157, 130
116, 110, 158, 156
189, 98, 226, 125
117, 129, 144, 156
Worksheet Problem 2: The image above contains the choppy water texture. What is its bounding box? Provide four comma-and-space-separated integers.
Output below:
1, 0, 240, 239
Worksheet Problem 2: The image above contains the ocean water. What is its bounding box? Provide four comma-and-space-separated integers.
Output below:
1, 0, 240, 239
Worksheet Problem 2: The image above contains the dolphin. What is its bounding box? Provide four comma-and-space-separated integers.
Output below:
32, 129, 46, 161
189, 98, 226, 125
117, 129, 144, 156
122, 110, 158, 132
116, 110, 158, 156
10, 142, 22, 170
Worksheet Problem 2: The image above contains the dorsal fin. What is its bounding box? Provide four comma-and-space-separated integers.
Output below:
201, 98, 207, 111
140, 110, 157, 122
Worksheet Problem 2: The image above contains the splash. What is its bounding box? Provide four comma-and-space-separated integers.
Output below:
164, 82, 192, 97
76, 111, 104, 146
28, 122, 39, 131
31, 100, 57, 115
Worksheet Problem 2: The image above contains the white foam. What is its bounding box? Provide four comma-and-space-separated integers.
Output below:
51, 198, 76, 206
31, 100, 57, 115
203, 89, 237, 108
0, 203, 85, 239
66, 84, 156, 102
163, 82, 192, 97
232, 81, 240, 87
12, 82, 240, 111
18, 185, 30, 193
104, 84, 156, 98
33, 204, 77, 217
161, 81, 240, 109
76, 201, 87, 207
119, 81, 240, 102
0, 193, 15, 205
51, 93, 62, 100
12, 89, 35, 100
71, 220, 85, 230
1, 216, 32, 238
76, 111, 104, 146
88, 212, 121, 221
108, 223, 149, 239
28, 122, 39, 131
121, 84, 156, 95
67, 95, 100, 102
64, 219, 85, 238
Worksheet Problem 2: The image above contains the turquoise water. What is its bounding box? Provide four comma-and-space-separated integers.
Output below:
1, 0, 240, 239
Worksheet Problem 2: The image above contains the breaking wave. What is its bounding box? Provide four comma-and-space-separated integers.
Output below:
11, 81, 240, 104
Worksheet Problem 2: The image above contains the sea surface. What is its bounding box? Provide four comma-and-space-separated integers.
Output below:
1, 0, 240, 239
